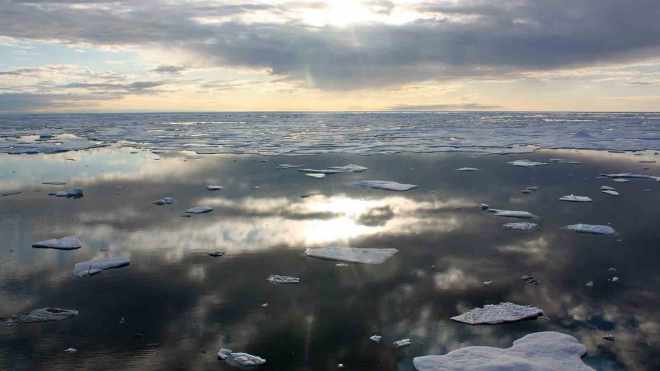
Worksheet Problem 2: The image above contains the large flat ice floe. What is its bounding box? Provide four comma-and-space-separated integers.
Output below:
451, 302, 543, 325
353, 180, 417, 191
413, 331, 593, 371
559, 194, 593, 202
305, 247, 398, 264
488, 209, 538, 219
74, 257, 130, 277
13, 307, 79, 323
563, 224, 617, 235
217, 348, 267, 368
32, 236, 82, 250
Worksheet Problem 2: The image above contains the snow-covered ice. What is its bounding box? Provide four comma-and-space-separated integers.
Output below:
600, 185, 615, 191
73, 257, 130, 277
602, 190, 620, 196
559, 195, 592, 202
563, 224, 617, 235
393, 338, 412, 348
305, 173, 326, 178
488, 209, 538, 219
370, 335, 382, 343
508, 160, 547, 167
456, 167, 479, 172
32, 236, 82, 250
413, 331, 593, 371
602, 173, 660, 181
305, 247, 398, 264
267, 275, 301, 284
451, 302, 543, 325
503, 222, 538, 231
353, 180, 417, 191
217, 348, 267, 368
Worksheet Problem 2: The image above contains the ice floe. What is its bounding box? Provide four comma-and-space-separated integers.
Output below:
508, 160, 547, 167
393, 338, 412, 348
329, 164, 368, 173
13, 307, 79, 323
49, 188, 83, 198
503, 222, 538, 231
184, 206, 213, 214
305, 173, 326, 179
456, 167, 479, 172
353, 180, 417, 191
153, 197, 175, 205
73, 257, 130, 277
488, 209, 538, 219
600, 185, 615, 191
612, 178, 630, 183
451, 302, 543, 325
207, 185, 223, 191
369, 335, 382, 343
267, 275, 301, 284
413, 331, 593, 371
602, 190, 620, 196
64, 348, 78, 353
277, 163, 303, 169
305, 247, 398, 264
563, 224, 617, 235
602, 173, 660, 181
559, 195, 592, 202
217, 348, 267, 368
32, 236, 82, 250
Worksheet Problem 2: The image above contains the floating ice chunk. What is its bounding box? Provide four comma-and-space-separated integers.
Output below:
393, 338, 412, 348
15, 307, 79, 323
563, 224, 617, 235
600, 185, 615, 191
585, 281, 594, 287
508, 160, 547, 167
503, 222, 538, 231
267, 275, 301, 284
451, 302, 543, 325
608, 267, 617, 273
609, 276, 620, 282
305, 173, 326, 179
329, 164, 368, 173
217, 348, 266, 368
603, 334, 615, 341
602, 173, 660, 181
298, 168, 342, 174
602, 190, 620, 196
483, 280, 493, 286
32, 236, 82, 250
353, 180, 417, 191
612, 178, 630, 183
305, 247, 398, 264
277, 163, 303, 169
207, 185, 223, 191
559, 195, 592, 202
74, 257, 130, 277
153, 197, 175, 205
480, 203, 489, 210
413, 331, 593, 371
488, 209, 538, 219
64, 348, 77, 353
370, 335, 382, 343
49, 188, 83, 198
456, 167, 479, 172
185, 206, 213, 214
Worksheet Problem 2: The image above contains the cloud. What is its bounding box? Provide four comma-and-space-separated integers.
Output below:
387, 103, 502, 111
1, 0, 660, 91
151, 65, 187, 74
0, 92, 107, 111
61, 80, 168, 93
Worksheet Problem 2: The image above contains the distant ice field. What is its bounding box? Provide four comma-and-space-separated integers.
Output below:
1, 112, 659, 155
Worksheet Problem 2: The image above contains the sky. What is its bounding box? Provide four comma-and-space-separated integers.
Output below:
0, 0, 660, 112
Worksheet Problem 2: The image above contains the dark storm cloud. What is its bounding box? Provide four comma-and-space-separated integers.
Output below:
1, 0, 660, 89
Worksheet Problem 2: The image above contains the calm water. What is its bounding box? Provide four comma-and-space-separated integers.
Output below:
1, 148, 660, 370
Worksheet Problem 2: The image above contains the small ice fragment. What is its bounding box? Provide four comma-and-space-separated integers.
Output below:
508, 159, 547, 167
220, 350, 267, 368
608, 267, 617, 273
602, 190, 620, 196
612, 178, 630, 183
603, 334, 615, 341
483, 280, 493, 286
370, 335, 382, 343
261, 303, 269, 308
305, 173, 326, 179
600, 185, 615, 191
503, 222, 538, 231
298, 168, 342, 174
451, 302, 543, 325
328, 164, 368, 173
64, 348, 77, 353
207, 185, 223, 191
393, 338, 412, 348
526, 186, 539, 191
277, 163, 303, 169
489, 209, 538, 219
32, 236, 82, 250
456, 167, 479, 172
305, 247, 398, 264
609, 276, 620, 282
267, 275, 301, 284
413, 332, 593, 371
153, 197, 175, 205
74, 257, 130, 277
585, 281, 594, 287
563, 224, 616, 235
480, 203, 489, 210
217, 348, 232, 360
353, 180, 417, 191
559, 194, 592, 202
602, 173, 660, 181
185, 206, 213, 214
15, 307, 79, 323
208, 251, 225, 257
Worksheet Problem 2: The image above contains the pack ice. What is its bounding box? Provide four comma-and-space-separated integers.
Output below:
32, 236, 82, 250
305, 247, 398, 264
451, 302, 543, 325
563, 224, 617, 235
74, 257, 130, 277
353, 180, 417, 191
413, 331, 593, 371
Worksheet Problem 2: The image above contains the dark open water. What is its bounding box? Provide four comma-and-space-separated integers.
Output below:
1, 148, 660, 370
